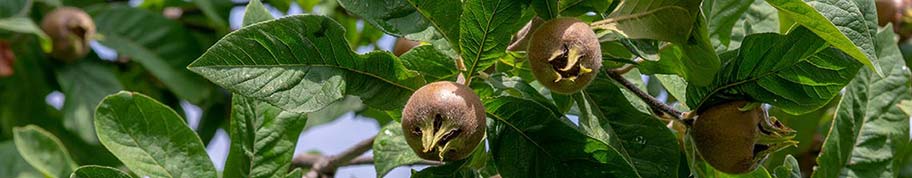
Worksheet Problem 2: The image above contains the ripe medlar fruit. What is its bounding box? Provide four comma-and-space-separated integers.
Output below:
41, 7, 95, 62
528, 17, 602, 94
393, 38, 420, 57
402, 81, 485, 161
692, 100, 796, 174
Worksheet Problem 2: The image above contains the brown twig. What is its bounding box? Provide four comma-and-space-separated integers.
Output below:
302, 136, 376, 178
293, 154, 443, 168
606, 69, 685, 121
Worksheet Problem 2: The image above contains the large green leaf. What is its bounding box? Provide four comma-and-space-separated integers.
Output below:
69, 165, 131, 178
812, 26, 912, 178
705, 0, 753, 52
530, 0, 558, 20
577, 75, 681, 178
0, 141, 42, 178
686, 27, 861, 114
13, 125, 78, 178
765, 0, 881, 76
0, 17, 51, 52
596, 0, 702, 43
459, 0, 528, 82
242, 0, 274, 27
407, 0, 462, 49
188, 15, 424, 113
728, 0, 779, 50
89, 5, 213, 104
558, 0, 613, 16
373, 123, 426, 177
337, 0, 430, 36
192, 0, 232, 33
0, 0, 29, 17
399, 45, 458, 82
224, 96, 307, 178
485, 96, 637, 177
54, 59, 123, 143
94, 92, 216, 178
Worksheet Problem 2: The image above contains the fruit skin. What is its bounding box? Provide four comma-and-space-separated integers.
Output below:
41, 7, 95, 62
401, 81, 485, 161
692, 100, 763, 174
528, 17, 602, 94
393, 38, 420, 57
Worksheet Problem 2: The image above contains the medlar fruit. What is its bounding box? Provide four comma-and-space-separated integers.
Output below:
692, 100, 796, 174
527, 17, 602, 94
41, 7, 95, 62
393, 38, 420, 57
402, 81, 485, 161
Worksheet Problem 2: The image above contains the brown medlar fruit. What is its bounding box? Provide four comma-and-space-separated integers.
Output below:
0, 41, 14, 77
692, 100, 796, 174
41, 7, 95, 62
528, 17, 601, 94
393, 38, 420, 57
402, 81, 485, 161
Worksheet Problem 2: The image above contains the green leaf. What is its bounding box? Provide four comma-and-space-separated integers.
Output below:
531, 0, 558, 20
0, 37, 54, 140
0, 0, 29, 17
485, 96, 637, 177
264, 0, 291, 12
89, 5, 213, 104
654, 74, 688, 109
765, 0, 881, 76
337, 0, 430, 36
706, 0, 753, 52
772, 155, 801, 178
284, 168, 303, 178
55, 59, 123, 143
577, 75, 681, 178
242, 0, 274, 27
482, 73, 563, 116
399, 45, 458, 82
95, 92, 216, 178
192, 0, 232, 33
596, 0, 702, 43
0, 141, 42, 178
305, 96, 364, 130
69, 166, 131, 178
224, 95, 308, 178
373, 123, 426, 177
411, 158, 478, 178
13, 125, 78, 178
812, 26, 912, 178
407, 0, 463, 49
460, 0, 528, 82
188, 15, 424, 113
728, 0, 780, 50
899, 100, 912, 116
686, 27, 862, 114
558, 0, 613, 16
0, 17, 52, 52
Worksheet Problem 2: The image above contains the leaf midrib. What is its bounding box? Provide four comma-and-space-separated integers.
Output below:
465, 0, 505, 82
189, 64, 417, 92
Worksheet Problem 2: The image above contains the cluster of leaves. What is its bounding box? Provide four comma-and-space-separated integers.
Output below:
1, 0, 911, 178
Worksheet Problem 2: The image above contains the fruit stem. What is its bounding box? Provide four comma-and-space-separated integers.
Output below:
606, 69, 686, 123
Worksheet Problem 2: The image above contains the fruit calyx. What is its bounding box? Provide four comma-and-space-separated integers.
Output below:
546, 43, 593, 82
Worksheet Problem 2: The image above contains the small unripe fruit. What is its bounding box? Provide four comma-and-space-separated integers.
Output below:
393, 38, 419, 57
528, 17, 601, 94
692, 100, 796, 174
41, 7, 95, 62
402, 81, 485, 161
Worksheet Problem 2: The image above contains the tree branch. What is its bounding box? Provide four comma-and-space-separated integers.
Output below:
606, 69, 686, 122
293, 154, 443, 168
302, 136, 376, 178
